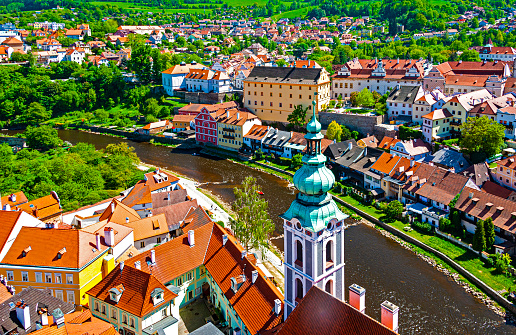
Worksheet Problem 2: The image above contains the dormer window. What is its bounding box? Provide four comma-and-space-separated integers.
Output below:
151, 288, 165, 306
109, 285, 125, 303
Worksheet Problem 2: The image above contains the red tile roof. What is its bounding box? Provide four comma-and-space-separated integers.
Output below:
244, 124, 269, 140
87, 264, 177, 318
481, 180, 514, 199
370, 152, 400, 175
31, 310, 117, 335
1, 227, 109, 269
0, 211, 23, 253
495, 155, 516, 170
276, 286, 396, 335
377, 136, 400, 150
99, 199, 141, 224
15, 194, 62, 221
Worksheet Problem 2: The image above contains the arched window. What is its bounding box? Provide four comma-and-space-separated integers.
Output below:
326, 240, 334, 269
325, 280, 333, 295
295, 240, 303, 267
295, 278, 303, 301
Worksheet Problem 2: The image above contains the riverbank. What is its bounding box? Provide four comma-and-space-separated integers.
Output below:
201, 149, 516, 317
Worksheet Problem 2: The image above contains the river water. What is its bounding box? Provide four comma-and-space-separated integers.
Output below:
6, 129, 516, 334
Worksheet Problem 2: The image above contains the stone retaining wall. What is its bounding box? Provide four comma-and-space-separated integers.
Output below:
318, 112, 386, 136
332, 196, 516, 316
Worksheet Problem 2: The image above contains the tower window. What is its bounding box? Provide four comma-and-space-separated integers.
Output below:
326, 240, 334, 269
295, 278, 303, 302
295, 240, 303, 267
325, 280, 334, 295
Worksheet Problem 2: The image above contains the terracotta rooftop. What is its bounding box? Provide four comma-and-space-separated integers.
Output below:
495, 155, 516, 170
15, 193, 62, 221
120, 213, 169, 241
276, 286, 396, 335
180, 206, 212, 231
87, 264, 177, 318
1, 191, 28, 207
244, 124, 269, 141
377, 136, 400, 150
99, 199, 141, 224
151, 199, 199, 231
370, 152, 400, 175
1, 227, 109, 269
151, 188, 189, 210
481, 180, 514, 199
31, 310, 116, 335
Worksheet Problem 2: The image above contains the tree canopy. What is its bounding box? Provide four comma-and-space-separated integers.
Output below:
460, 116, 505, 161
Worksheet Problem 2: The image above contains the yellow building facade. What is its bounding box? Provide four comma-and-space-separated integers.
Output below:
216, 109, 261, 151
243, 67, 331, 123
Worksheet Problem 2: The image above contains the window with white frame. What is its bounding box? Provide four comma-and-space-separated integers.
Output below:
177, 276, 183, 286
55, 274, 62, 284
94, 301, 99, 311
21, 272, 29, 282
187, 272, 193, 281
6, 271, 13, 281
45, 273, 52, 283
130, 317, 135, 328
122, 314, 128, 324
66, 274, 73, 284
111, 308, 117, 320
55, 290, 63, 301
67, 291, 75, 303
35, 272, 43, 283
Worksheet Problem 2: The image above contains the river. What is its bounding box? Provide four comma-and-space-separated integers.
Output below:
6, 129, 516, 334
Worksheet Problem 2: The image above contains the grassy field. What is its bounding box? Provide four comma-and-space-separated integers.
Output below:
335, 193, 516, 293
271, 6, 315, 20
90, 1, 213, 13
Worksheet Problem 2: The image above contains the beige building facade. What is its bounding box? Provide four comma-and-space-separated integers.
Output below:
243, 67, 331, 123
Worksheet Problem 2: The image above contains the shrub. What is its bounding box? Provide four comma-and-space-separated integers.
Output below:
412, 220, 433, 234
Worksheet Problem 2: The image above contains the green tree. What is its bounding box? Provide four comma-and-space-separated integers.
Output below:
460, 49, 481, 62
471, 17, 479, 29
24, 125, 63, 151
439, 217, 451, 232
484, 217, 495, 251
495, 253, 512, 275
287, 105, 308, 129
326, 120, 342, 142
291, 153, 303, 169
231, 176, 274, 252
17, 102, 51, 125
142, 98, 160, 117
104, 142, 139, 164
473, 219, 486, 252
355, 88, 375, 107
385, 200, 403, 220
460, 116, 505, 160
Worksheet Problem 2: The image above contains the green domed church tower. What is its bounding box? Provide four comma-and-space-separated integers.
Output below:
281, 97, 348, 320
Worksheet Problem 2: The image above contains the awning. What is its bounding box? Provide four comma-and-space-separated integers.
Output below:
370, 188, 384, 196
407, 202, 426, 215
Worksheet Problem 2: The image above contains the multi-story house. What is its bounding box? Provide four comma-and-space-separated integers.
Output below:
124, 222, 284, 335
88, 264, 179, 335
243, 66, 331, 123
472, 40, 516, 62
422, 109, 453, 144
455, 187, 516, 250
390, 139, 430, 161
412, 90, 446, 124
185, 69, 232, 93
492, 155, 516, 191
468, 94, 515, 121
369, 152, 401, 192
332, 58, 430, 98
497, 105, 516, 139
382, 156, 421, 201
423, 60, 511, 92
63, 48, 85, 64
243, 124, 269, 152
386, 85, 424, 121
216, 109, 261, 151
0, 227, 120, 305
138, 120, 174, 135
14, 192, 62, 222
441, 89, 494, 135
162, 62, 207, 96
194, 107, 224, 146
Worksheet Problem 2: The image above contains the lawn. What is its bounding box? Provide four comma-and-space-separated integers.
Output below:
90, 1, 214, 13
271, 6, 315, 20
335, 193, 516, 293
346, 108, 374, 114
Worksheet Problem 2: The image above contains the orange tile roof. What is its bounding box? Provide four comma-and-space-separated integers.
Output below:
215, 109, 259, 126
370, 152, 400, 175
180, 206, 212, 231
80, 220, 134, 246
120, 213, 168, 241
276, 286, 396, 335
15, 194, 62, 220
495, 155, 516, 170
389, 157, 421, 182
1, 191, 27, 207
0, 211, 23, 253
151, 199, 199, 230
31, 310, 117, 335
244, 124, 269, 140
377, 136, 400, 150
1, 227, 109, 269
87, 264, 177, 318
99, 199, 141, 224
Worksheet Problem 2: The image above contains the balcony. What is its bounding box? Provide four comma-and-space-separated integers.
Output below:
450, 119, 461, 126
505, 123, 514, 130
222, 127, 235, 133
223, 134, 235, 140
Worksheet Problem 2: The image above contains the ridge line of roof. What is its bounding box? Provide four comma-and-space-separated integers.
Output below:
202, 222, 216, 265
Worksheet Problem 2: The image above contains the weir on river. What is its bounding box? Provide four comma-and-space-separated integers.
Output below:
5, 129, 515, 334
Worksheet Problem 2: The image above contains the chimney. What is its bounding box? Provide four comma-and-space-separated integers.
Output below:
222, 234, 228, 246
104, 227, 115, 247
227, 110, 230, 118
135, 261, 141, 270
120, 261, 124, 272
10, 194, 16, 203
348, 141, 352, 151
40, 312, 48, 326
16, 302, 30, 330
381, 301, 399, 333
111, 201, 115, 213
349, 284, 366, 313
274, 299, 282, 315
96, 233, 101, 250
237, 112, 240, 119
410, 160, 414, 167
241, 250, 247, 259
188, 230, 195, 247
125, 217, 129, 224
3, 204, 10, 211
252, 270, 259, 283
151, 249, 156, 264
